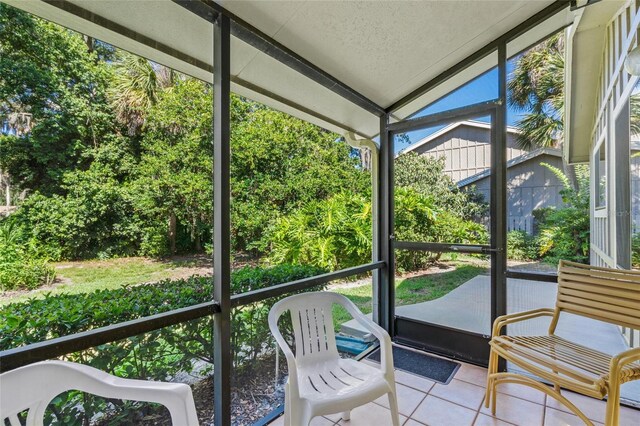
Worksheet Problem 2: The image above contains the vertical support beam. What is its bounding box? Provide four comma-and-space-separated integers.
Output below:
378, 113, 394, 334
614, 100, 631, 269
213, 13, 231, 426
492, 42, 508, 343
370, 148, 381, 324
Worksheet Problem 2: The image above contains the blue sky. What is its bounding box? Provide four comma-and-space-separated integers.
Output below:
394, 59, 527, 153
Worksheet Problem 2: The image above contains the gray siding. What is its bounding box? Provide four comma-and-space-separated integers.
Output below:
410, 123, 565, 235
411, 125, 527, 183
468, 154, 565, 234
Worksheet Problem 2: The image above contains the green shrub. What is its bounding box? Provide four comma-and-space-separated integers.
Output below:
633, 233, 640, 268
537, 164, 590, 264
507, 230, 540, 261
266, 188, 488, 273
1, 263, 325, 425
0, 220, 55, 291
266, 191, 372, 271
0, 259, 55, 291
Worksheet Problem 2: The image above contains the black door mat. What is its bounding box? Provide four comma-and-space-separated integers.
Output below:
366, 345, 460, 385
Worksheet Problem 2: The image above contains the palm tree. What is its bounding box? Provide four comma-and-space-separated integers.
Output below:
109, 52, 179, 251
508, 33, 564, 151
109, 52, 173, 136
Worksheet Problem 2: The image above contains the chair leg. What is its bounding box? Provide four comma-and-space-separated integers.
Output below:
388, 391, 400, 426
283, 382, 291, 426
341, 411, 351, 421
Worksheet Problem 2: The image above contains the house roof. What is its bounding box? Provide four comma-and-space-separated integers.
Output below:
457, 147, 562, 187
397, 120, 521, 156
3, 0, 575, 139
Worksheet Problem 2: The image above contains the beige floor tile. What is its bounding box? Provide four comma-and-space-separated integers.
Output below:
403, 419, 426, 426
411, 395, 477, 426
544, 391, 640, 425
455, 362, 489, 387
430, 378, 486, 410
544, 407, 604, 426
473, 413, 516, 426
545, 391, 607, 423
480, 392, 544, 425
335, 402, 407, 425
268, 415, 335, 425
312, 416, 337, 426
393, 369, 436, 393
374, 383, 427, 416
495, 381, 546, 405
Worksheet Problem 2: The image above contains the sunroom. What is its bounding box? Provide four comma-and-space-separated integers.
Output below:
1, 0, 639, 425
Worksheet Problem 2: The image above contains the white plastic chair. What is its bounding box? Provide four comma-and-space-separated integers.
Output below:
268, 291, 399, 426
0, 360, 199, 426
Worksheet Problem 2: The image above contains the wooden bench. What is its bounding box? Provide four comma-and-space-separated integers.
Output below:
485, 260, 640, 426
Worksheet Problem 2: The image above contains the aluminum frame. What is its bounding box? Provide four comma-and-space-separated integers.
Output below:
390, 102, 503, 365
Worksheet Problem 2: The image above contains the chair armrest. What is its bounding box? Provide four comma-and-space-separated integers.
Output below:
35, 361, 200, 425
491, 308, 556, 337
268, 304, 299, 397
337, 296, 394, 375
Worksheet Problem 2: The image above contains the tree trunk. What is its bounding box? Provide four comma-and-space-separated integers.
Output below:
169, 213, 177, 254
194, 218, 202, 252
83, 35, 94, 53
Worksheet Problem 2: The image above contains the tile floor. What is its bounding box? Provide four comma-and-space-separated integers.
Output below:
268, 353, 640, 426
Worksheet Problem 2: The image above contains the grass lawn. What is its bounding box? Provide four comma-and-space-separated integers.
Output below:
332, 260, 488, 328
0, 257, 211, 305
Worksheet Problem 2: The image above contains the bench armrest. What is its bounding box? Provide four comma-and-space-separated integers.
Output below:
491, 308, 556, 337
611, 347, 640, 372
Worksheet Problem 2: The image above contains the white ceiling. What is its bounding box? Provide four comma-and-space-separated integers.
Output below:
4, 0, 573, 138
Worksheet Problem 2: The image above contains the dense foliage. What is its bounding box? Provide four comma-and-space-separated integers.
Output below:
0, 264, 325, 425
506, 230, 541, 261
0, 6, 368, 266
394, 153, 487, 220
266, 186, 488, 272
0, 221, 55, 290
536, 163, 590, 264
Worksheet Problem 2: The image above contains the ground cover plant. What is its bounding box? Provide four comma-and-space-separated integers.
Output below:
0, 264, 325, 425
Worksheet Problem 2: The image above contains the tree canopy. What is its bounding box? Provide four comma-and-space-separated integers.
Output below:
0, 5, 369, 260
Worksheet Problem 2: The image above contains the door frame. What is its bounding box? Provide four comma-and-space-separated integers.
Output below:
387, 101, 507, 366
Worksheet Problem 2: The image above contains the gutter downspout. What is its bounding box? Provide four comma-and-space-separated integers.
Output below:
345, 132, 380, 323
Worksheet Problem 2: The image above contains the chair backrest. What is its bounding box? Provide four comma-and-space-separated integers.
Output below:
269, 292, 341, 367
1, 361, 198, 426
556, 260, 640, 329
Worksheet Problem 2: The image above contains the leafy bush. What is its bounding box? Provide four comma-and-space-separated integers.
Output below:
537, 164, 590, 264
506, 230, 540, 261
0, 220, 55, 291
395, 152, 488, 220
633, 233, 640, 268
266, 192, 372, 271
1, 263, 325, 425
266, 187, 488, 272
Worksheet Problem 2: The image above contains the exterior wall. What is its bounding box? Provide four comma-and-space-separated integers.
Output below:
589, 0, 640, 269
587, 0, 640, 348
411, 124, 526, 183
467, 154, 565, 234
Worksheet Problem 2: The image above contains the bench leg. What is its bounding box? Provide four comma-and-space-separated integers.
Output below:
605, 380, 620, 426
484, 348, 499, 410
490, 372, 595, 426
